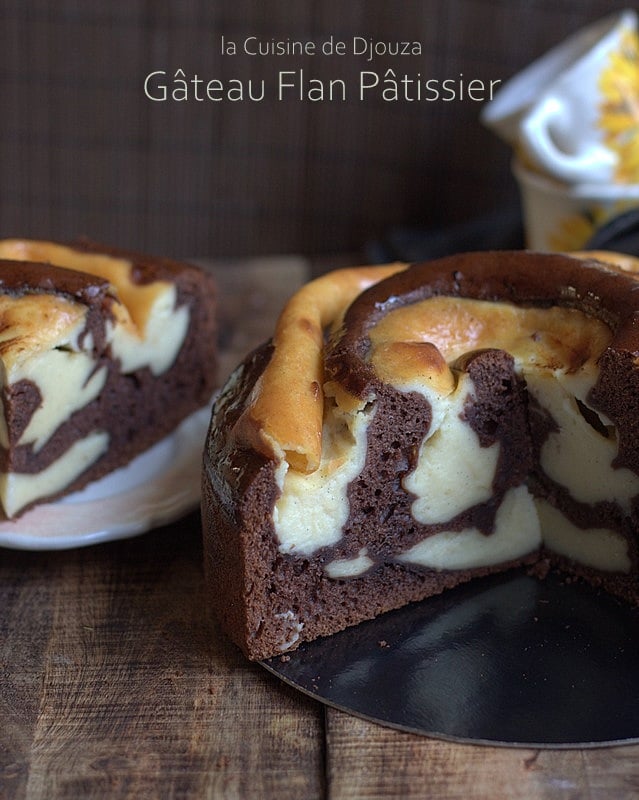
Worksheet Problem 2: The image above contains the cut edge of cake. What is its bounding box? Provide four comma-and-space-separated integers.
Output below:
0, 238, 217, 519
202, 250, 639, 661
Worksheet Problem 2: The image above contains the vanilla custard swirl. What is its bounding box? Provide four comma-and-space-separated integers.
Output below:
235, 251, 639, 476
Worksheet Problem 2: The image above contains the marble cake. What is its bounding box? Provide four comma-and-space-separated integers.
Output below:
0, 238, 217, 518
202, 250, 639, 661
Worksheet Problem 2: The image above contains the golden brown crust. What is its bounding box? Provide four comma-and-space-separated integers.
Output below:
0, 239, 174, 337
233, 262, 407, 472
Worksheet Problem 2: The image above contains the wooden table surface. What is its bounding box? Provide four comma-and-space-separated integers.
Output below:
2, 257, 639, 800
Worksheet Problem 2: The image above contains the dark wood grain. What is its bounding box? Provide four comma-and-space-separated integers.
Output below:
0, 520, 324, 799
325, 708, 639, 799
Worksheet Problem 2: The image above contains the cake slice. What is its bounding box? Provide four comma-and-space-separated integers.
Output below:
0, 238, 217, 518
202, 250, 639, 661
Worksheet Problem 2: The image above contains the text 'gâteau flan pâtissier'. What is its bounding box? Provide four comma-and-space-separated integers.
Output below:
202, 250, 639, 661
0, 238, 217, 518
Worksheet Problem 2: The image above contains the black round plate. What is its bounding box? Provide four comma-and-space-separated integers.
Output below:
262, 571, 639, 747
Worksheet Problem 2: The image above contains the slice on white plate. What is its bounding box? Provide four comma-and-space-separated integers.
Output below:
0, 405, 209, 551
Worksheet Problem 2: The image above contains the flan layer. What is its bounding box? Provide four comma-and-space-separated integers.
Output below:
0, 239, 217, 518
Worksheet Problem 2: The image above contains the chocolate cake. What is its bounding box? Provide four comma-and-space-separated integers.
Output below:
0, 238, 217, 518
202, 250, 639, 661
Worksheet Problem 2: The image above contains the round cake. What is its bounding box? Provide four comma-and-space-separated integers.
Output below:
202, 250, 639, 661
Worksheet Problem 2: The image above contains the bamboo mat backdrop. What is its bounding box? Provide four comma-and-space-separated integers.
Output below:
0, 0, 628, 260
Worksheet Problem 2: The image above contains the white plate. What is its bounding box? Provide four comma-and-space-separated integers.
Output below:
0, 406, 210, 550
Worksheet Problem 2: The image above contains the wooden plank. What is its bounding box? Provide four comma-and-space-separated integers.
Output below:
10, 524, 324, 799
0, 552, 57, 792
325, 708, 639, 799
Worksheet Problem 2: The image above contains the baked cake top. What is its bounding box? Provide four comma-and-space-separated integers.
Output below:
0, 238, 192, 376
225, 251, 639, 477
